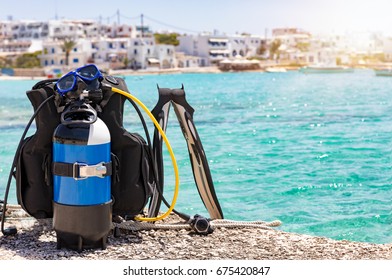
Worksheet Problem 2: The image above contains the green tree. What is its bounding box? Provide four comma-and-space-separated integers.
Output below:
257, 41, 268, 56
0, 56, 13, 68
295, 41, 310, 52
62, 38, 77, 66
269, 39, 281, 60
123, 57, 129, 69
154, 33, 179, 46
15, 51, 42, 68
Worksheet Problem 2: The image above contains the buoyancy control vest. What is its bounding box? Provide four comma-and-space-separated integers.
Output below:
16, 75, 155, 219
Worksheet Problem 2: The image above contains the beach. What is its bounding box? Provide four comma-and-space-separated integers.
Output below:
0, 66, 224, 81
0, 205, 391, 260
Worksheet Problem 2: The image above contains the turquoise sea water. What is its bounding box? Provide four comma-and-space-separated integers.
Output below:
1, 70, 391, 244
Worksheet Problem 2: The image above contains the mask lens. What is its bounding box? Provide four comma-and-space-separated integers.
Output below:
76, 65, 99, 80
57, 74, 76, 92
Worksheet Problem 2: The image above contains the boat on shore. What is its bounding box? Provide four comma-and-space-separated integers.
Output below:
374, 68, 392, 77
265, 67, 287, 73
299, 65, 354, 74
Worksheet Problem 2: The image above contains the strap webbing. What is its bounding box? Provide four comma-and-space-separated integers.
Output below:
52, 161, 112, 179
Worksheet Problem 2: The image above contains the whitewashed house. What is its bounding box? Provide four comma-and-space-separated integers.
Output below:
153, 44, 177, 69
90, 37, 129, 65
177, 33, 230, 66
177, 32, 266, 66
39, 38, 93, 68
127, 37, 177, 70
48, 20, 85, 40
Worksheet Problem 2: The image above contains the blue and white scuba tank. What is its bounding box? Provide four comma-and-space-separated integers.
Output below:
53, 102, 111, 205
52, 100, 112, 251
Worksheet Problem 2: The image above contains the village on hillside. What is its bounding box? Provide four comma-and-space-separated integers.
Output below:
1, 18, 391, 77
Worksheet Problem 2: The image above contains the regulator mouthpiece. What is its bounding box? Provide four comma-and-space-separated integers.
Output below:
190, 214, 214, 235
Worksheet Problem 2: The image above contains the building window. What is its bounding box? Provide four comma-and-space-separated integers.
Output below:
147, 49, 150, 54
73, 48, 77, 52
73, 58, 79, 63
51, 48, 55, 54
134, 49, 137, 55
51, 59, 54, 65
45, 60, 48, 66
60, 60, 63, 65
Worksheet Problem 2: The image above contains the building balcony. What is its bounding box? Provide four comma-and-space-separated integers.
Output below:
209, 49, 230, 58
208, 38, 228, 48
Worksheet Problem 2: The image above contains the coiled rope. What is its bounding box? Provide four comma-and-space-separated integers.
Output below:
113, 219, 282, 232
2, 204, 282, 234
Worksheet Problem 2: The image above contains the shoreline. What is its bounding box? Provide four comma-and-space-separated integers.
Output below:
0, 205, 391, 260
0, 66, 225, 81
0, 64, 381, 81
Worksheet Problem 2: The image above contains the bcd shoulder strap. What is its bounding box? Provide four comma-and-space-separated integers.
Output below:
16, 84, 59, 218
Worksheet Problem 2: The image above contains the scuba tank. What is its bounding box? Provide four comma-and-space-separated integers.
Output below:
52, 97, 112, 251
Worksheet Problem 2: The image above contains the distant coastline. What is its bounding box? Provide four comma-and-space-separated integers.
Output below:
0, 66, 223, 81
0, 63, 388, 81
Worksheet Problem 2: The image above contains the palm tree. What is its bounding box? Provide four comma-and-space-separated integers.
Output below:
269, 39, 282, 60
62, 38, 76, 66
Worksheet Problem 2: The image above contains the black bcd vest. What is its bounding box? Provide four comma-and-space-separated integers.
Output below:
16, 76, 154, 219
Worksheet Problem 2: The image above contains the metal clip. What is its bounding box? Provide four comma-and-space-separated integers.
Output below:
73, 162, 87, 180
73, 162, 107, 180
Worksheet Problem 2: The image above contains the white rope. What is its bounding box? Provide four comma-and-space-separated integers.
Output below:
114, 219, 282, 232
211, 219, 282, 230
4, 204, 282, 234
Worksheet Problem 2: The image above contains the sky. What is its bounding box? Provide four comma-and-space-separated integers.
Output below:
1, 0, 392, 36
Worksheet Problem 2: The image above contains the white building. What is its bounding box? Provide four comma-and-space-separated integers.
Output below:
152, 44, 176, 69
39, 38, 93, 68
0, 20, 46, 55
37, 35, 178, 71
111, 24, 134, 38
3, 20, 49, 41
126, 37, 153, 69
48, 20, 85, 40
176, 52, 203, 68
0, 21, 12, 40
177, 32, 266, 66
229, 35, 265, 58
90, 37, 129, 64
177, 34, 230, 66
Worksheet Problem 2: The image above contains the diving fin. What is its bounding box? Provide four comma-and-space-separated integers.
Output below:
148, 87, 172, 218
154, 86, 224, 220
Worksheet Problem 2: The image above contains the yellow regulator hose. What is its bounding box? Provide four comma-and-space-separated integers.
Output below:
111, 87, 179, 222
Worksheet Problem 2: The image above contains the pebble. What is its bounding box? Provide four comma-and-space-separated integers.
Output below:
1, 206, 391, 260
